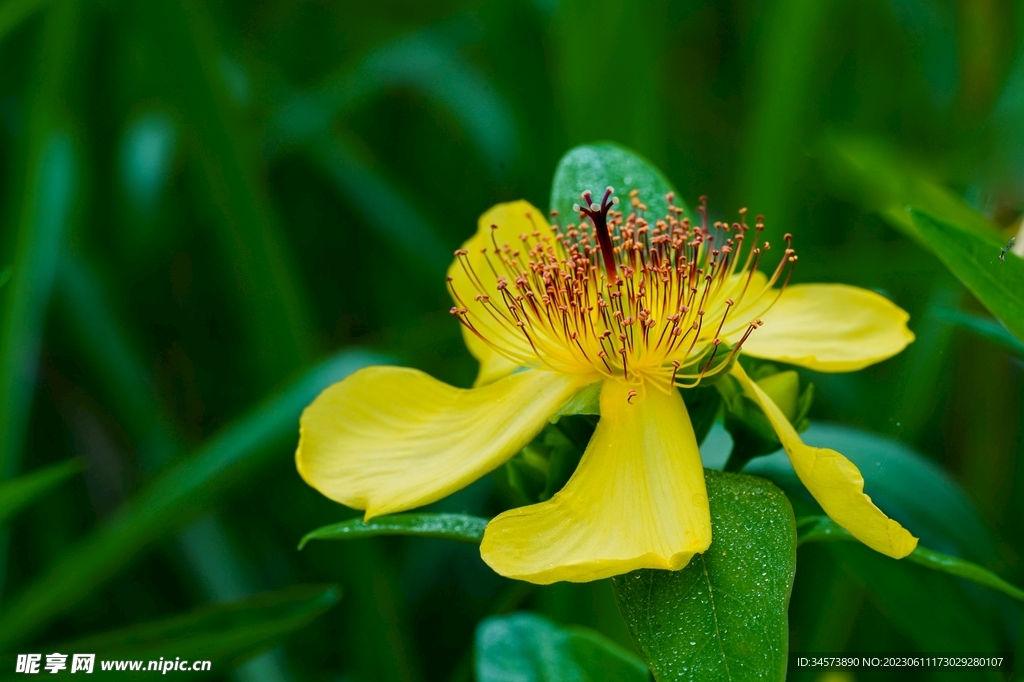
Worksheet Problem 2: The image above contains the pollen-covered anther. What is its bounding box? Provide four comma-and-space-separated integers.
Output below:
448, 195, 796, 390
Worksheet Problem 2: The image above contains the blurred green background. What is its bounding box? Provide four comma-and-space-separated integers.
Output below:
0, 0, 1022, 680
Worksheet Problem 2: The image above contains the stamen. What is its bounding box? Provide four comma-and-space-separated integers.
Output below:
449, 197, 795, 391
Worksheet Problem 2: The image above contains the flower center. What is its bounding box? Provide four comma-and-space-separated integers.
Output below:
449, 189, 796, 393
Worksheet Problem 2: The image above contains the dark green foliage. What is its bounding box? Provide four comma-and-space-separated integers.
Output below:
474, 612, 649, 682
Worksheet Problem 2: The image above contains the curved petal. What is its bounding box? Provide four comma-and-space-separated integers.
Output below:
737, 284, 914, 372
461, 325, 521, 387
481, 380, 712, 584
297, 367, 589, 518
448, 201, 552, 376
731, 364, 918, 558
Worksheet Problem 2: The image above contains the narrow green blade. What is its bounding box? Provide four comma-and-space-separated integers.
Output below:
0, 459, 82, 527
798, 515, 1024, 603
300, 512, 488, 549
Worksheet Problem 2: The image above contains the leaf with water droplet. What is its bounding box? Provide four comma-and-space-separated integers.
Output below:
612, 470, 796, 681
298, 512, 487, 549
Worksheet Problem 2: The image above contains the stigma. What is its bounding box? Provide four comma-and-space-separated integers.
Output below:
449, 190, 796, 393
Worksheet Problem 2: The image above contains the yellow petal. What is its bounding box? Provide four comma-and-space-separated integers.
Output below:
448, 201, 551, 377
480, 380, 712, 584
731, 364, 918, 558
738, 284, 914, 372
297, 367, 588, 518
461, 325, 521, 387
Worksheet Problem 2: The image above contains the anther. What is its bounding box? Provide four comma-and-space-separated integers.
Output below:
627, 390, 638, 404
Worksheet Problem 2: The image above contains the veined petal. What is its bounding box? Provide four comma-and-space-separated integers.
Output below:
731, 364, 918, 558
448, 201, 551, 375
738, 284, 914, 372
297, 367, 589, 518
481, 380, 712, 584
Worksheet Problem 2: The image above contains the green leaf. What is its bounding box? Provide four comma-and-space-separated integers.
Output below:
0, 350, 386, 649
0, 459, 82, 527
909, 208, 1024, 343
613, 470, 795, 682
745, 423, 998, 562
300, 513, 487, 549
0, 585, 340, 679
474, 612, 648, 682
797, 516, 1024, 603
549, 142, 687, 222
933, 306, 1024, 357
818, 134, 1001, 242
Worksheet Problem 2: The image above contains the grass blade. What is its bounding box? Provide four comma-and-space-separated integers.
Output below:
0, 349, 386, 647
0, 585, 339, 678
0, 0, 80, 481
304, 132, 451, 277
797, 515, 1024, 603
0, 459, 82, 527
299, 513, 488, 549
268, 31, 517, 176
737, 0, 831, 231
137, 0, 315, 383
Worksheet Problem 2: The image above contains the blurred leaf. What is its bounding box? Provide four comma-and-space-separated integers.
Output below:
137, 0, 314, 382
0, 350, 386, 648
0, 459, 81, 527
825, 542, 1002, 659
818, 134, 1001, 241
118, 110, 178, 225
0, 0, 80, 482
612, 470, 795, 682
745, 422, 998, 562
798, 516, 1024, 603
737, 0, 830, 231
933, 306, 1024, 357
68, 585, 338, 658
549, 142, 686, 222
0, 585, 340, 679
303, 131, 451, 277
268, 31, 517, 176
57, 253, 180, 471
0, 0, 50, 45
474, 612, 648, 682
884, 0, 958, 109
909, 208, 1024, 343
300, 512, 487, 549
552, 0, 666, 167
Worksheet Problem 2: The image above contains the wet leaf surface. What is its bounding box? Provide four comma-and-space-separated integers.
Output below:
613, 470, 795, 682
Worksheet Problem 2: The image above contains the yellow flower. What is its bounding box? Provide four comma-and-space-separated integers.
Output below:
296, 190, 918, 584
